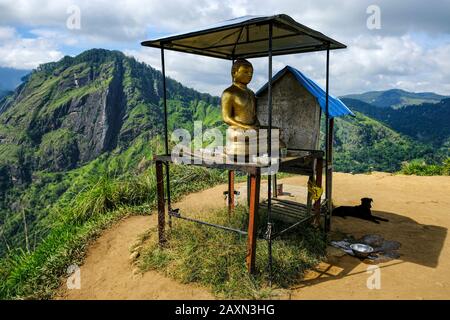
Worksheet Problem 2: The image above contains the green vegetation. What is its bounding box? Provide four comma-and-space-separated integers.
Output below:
0, 48, 222, 261
343, 97, 450, 150
399, 158, 450, 176
137, 206, 326, 299
36, 129, 79, 170
330, 111, 436, 173
0, 165, 226, 299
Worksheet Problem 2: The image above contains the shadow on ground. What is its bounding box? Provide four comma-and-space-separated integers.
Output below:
291, 209, 447, 289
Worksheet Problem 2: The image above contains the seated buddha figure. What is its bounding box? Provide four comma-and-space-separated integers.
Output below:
221, 59, 259, 156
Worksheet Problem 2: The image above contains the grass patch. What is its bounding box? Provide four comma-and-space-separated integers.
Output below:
137, 207, 326, 299
0, 208, 129, 299
0, 165, 226, 299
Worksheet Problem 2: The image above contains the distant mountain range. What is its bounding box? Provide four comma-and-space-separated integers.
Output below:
0, 67, 30, 94
0, 68, 30, 100
342, 97, 450, 147
341, 89, 448, 109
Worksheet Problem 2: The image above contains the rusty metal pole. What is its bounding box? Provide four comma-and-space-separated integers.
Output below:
228, 170, 235, 213
155, 160, 166, 246
266, 20, 274, 283
314, 156, 323, 226
272, 174, 278, 198
325, 44, 332, 232
161, 46, 172, 228
327, 118, 334, 231
246, 168, 261, 274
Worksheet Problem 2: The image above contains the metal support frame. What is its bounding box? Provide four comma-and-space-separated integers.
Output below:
156, 160, 166, 246
271, 215, 313, 239
326, 118, 334, 231
228, 170, 235, 213
161, 47, 172, 229
272, 174, 278, 198
314, 156, 324, 226
266, 21, 274, 281
246, 168, 261, 273
169, 209, 247, 235
324, 44, 333, 232
155, 158, 262, 273
153, 26, 335, 277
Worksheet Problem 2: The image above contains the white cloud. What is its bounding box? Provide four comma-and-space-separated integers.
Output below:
128, 33, 450, 97
30, 28, 79, 46
0, 26, 16, 40
124, 49, 231, 95
2, 0, 447, 44
329, 35, 450, 95
0, 27, 63, 69
0, 0, 449, 95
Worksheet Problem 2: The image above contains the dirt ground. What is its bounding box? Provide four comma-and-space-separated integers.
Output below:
57, 172, 450, 300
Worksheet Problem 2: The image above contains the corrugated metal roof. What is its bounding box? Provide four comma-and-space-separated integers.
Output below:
256, 66, 355, 118
141, 14, 346, 60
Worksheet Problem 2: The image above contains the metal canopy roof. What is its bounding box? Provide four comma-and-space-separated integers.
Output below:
141, 14, 346, 60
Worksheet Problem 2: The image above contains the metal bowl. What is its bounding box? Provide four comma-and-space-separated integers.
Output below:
350, 243, 374, 258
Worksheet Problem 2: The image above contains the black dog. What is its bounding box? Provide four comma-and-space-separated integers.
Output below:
332, 198, 389, 224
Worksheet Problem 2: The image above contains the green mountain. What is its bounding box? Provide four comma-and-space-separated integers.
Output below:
342, 97, 450, 151
0, 49, 221, 258
341, 89, 448, 109
331, 111, 436, 173
0, 49, 220, 175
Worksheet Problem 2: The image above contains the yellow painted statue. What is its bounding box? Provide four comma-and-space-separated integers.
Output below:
221, 59, 260, 156
221, 59, 259, 130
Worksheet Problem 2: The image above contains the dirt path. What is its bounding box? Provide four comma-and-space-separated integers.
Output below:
58, 172, 450, 300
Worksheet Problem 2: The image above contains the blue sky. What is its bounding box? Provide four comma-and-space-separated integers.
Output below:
1, 0, 449, 96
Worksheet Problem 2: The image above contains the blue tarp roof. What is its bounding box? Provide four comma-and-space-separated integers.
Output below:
256, 66, 355, 118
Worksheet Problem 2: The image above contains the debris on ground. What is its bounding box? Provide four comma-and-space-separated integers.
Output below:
330, 234, 401, 262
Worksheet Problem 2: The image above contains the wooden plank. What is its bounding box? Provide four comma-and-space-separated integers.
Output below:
272, 197, 307, 207
153, 152, 321, 176
155, 161, 166, 246
262, 201, 307, 214
246, 168, 261, 274
153, 154, 262, 174
260, 199, 309, 222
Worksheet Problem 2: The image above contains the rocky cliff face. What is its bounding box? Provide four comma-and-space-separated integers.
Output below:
0, 49, 219, 191
0, 49, 221, 256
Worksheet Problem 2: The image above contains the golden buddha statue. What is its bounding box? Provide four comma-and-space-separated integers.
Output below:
222, 59, 259, 156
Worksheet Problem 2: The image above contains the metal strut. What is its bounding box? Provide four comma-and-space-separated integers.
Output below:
169, 209, 248, 236
267, 21, 274, 285
271, 215, 314, 239
265, 222, 273, 286
161, 46, 172, 228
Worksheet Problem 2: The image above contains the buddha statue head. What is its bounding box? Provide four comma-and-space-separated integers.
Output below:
231, 59, 253, 85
